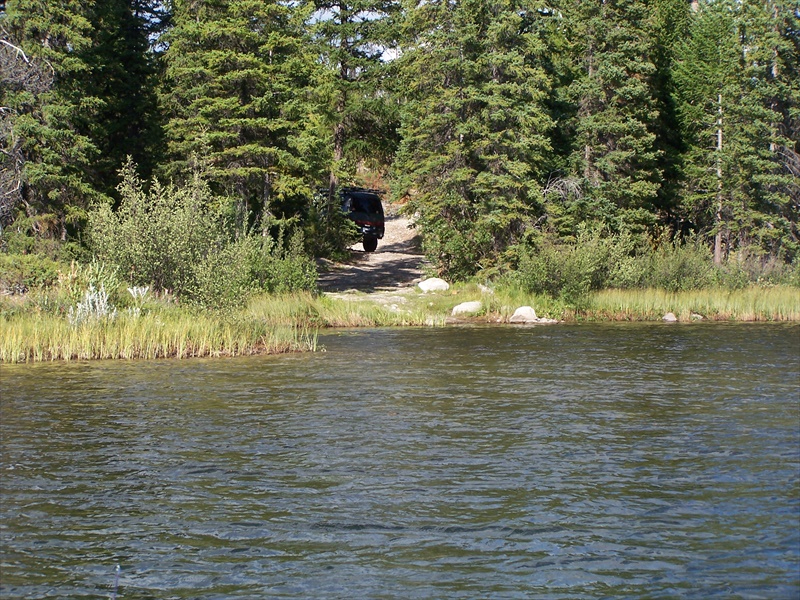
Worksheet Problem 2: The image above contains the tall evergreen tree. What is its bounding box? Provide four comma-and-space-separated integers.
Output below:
649, 0, 692, 227
674, 0, 798, 262
161, 0, 316, 226
393, 0, 554, 278
81, 0, 164, 197
561, 0, 663, 233
1, 0, 101, 240
303, 0, 401, 201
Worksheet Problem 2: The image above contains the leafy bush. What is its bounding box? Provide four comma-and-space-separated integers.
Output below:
249, 230, 318, 295
0, 253, 61, 294
714, 251, 800, 289
88, 161, 317, 309
514, 227, 625, 305
303, 194, 361, 260
514, 227, 800, 298
189, 238, 255, 309
88, 163, 228, 294
646, 238, 714, 291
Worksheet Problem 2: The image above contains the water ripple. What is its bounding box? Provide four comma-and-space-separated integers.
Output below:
1, 323, 798, 599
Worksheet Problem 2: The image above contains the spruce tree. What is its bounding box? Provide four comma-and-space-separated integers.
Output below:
1, 0, 101, 240
392, 0, 554, 278
674, 0, 798, 262
303, 0, 401, 201
562, 0, 663, 233
161, 0, 316, 226
79, 0, 164, 198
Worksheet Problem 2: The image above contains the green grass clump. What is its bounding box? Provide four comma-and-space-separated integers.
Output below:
586, 286, 800, 322
0, 307, 316, 363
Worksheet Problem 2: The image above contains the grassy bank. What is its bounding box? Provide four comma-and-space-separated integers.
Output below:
1, 307, 317, 363
2, 285, 798, 363
301, 284, 800, 325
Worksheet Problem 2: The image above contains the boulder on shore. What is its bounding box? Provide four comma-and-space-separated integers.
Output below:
663, 312, 678, 322
418, 277, 449, 292
509, 306, 538, 323
509, 306, 558, 324
452, 301, 482, 316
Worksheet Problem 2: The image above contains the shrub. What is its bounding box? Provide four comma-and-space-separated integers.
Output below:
249, 230, 318, 294
67, 285, 117, 326
88, 161, 317, 309
303, 194, 361, 260
88, 161, 230, 295
646, 238, 714, 291
189, 240, 253, 309
0, 253, 61, 294
514, 227, 625, 305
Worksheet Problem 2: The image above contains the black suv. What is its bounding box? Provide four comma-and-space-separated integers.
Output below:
340, 187, 385, 252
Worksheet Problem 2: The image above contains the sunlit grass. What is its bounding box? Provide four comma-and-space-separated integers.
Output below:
3, 285, 797, 363
0, 308, 316, 363
586, 286, 800, 321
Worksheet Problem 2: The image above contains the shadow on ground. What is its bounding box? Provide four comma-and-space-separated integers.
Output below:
316, 218, 427, 294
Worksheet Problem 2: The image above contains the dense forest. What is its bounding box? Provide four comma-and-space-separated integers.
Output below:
1, 0, 798, 287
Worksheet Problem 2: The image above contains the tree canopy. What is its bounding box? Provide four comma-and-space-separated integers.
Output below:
2, 0, 797, 277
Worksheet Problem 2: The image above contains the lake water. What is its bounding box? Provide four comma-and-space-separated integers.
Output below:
1, 324, 798, 599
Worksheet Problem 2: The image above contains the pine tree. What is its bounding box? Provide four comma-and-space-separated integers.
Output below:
561, 0, 663, 233
161, 0, 316, 226
79, 0, 164, 198
674, 0, 799, 262
392, 0, 554, 278
303, 0, 401, 203
649, 0, 692, 227
1, 0, 101, 240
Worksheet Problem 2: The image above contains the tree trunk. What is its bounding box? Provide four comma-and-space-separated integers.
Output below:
714, 94, 724, 264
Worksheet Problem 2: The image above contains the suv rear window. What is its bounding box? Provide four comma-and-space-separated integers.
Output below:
345, 193, 383, 215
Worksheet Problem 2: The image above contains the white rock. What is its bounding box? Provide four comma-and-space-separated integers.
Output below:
452, 301, 482, 316
509, 306, 538, 323
663, 312, 678, 322
418, 277, 450, 292
478, 283, 494, 295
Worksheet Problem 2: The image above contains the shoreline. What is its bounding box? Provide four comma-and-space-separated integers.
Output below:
3, 286, 799, 363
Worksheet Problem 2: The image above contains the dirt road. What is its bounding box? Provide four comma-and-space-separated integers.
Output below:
316, 209, 428, 294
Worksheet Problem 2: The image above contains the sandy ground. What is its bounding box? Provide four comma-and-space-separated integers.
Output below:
316, 207, 429, 298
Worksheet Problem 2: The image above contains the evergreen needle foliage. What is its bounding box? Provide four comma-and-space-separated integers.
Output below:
2, 0, 798, 319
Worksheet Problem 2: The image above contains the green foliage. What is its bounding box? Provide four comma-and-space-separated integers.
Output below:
248, 230, 318, 294
79, 0, 165, 196
3, 0, 798, 284
393, 0, 554, 280
513, 227, 623, 305
88, 162, 227, 294
56, 258, 123, 304
2, 0, 103, 236
87, 162, 317, 309
513, 227, 799, 303
673, 0, 799, 261
0, 252, 60, 294
160, 0, 316, 223
304, 0, 401, 187
302, 194, 361, 259
561, 0, 664, 225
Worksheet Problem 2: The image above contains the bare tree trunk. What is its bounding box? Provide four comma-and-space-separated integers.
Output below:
714, 94, 724, 264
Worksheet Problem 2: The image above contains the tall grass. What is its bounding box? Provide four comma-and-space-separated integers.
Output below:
0, 309, 316, 363
3, 285, 797, 363
245, 292, 448, 327
586, 286, 800, 321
